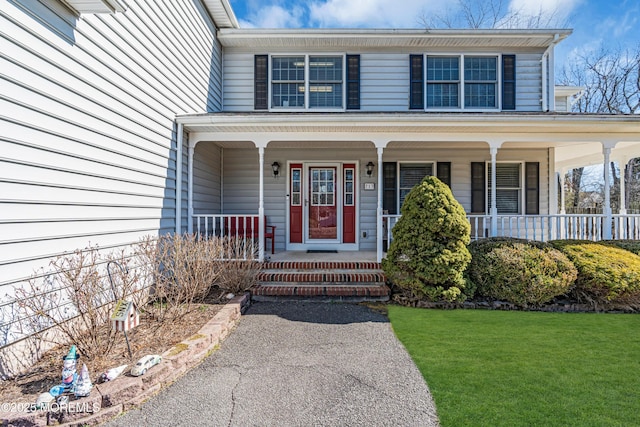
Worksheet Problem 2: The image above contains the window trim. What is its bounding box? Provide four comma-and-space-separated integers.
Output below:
485, 161, 524, 215
268, 54, 347, 112
423, 53, 503, 112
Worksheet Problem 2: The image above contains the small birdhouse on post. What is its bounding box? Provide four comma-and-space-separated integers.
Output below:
110, 300, 139, 332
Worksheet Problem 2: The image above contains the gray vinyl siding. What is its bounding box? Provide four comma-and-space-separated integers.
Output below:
555, 96, 568, 112
0, 0, 222, 334
193, 143, 222, 214
515, 53, 543, 111
223, 50, 544, 112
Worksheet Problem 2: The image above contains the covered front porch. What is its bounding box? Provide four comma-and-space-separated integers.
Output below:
175, 113, 640, 262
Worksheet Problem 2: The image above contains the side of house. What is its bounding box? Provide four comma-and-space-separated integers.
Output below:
0, 0, 232, 371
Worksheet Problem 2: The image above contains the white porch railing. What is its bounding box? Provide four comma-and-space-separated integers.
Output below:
382, 214, 640, 247
193, 214, 260, 260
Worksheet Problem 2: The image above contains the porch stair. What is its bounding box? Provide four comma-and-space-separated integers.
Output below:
252, 261, 390, 301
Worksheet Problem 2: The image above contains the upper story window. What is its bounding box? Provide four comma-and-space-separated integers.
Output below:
255, 54, 360, 111
271, 55, 343, 109
464, 57, 498, 108
416, 54, 508, 111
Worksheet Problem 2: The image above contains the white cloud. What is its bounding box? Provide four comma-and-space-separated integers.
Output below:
507, 0, 582, 26
308, 0, 448, 28
239, 4, 306, 28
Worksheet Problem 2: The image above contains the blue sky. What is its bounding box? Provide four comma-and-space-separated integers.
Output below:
228, 0, 640, 71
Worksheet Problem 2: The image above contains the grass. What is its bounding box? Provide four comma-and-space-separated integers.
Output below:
388, 307, 640, 427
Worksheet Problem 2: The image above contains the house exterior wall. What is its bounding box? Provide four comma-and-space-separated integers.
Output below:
215, 145, 549, 252
193, 143, 222, 214
0, 0, 223, 341
222, 49, 544, 112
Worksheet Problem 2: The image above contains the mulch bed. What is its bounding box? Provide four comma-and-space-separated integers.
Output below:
0, 292, 227, 404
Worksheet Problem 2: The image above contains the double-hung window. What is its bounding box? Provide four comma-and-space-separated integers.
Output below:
487, 163, 522, 214
464, 57, 497, 108
270, 55, 343, 109
271, 56, 305, 108
426, 57, 460, 108
424, 55, 499, 110
399, 163, 434, 208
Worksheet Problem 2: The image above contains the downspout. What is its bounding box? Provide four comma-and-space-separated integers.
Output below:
175, 121, 183, 235
541, 34, 560, 112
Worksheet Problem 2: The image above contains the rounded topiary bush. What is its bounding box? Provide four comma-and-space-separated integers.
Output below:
601, 240, 640, 256
551, 240, 640, 307
467, 238, 577, 306
382, 176, 471, 302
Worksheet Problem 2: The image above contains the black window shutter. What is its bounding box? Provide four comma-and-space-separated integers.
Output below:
346, 55, 360, 110
254, 55, 268, 110
471, 162, 486, 213
383, 162, 397, 215
437, 162, 452, 188
409, 54, 424, 109
525, 162, 539, 214
502, 55, 516, 110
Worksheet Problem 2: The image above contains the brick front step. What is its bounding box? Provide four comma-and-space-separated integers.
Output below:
252, 284, 390, 299
257, 272, 386, 283
254, 260, 389, 301
264, 261, 382, 270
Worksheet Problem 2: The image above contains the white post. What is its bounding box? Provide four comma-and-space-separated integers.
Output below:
188, 144, 195, 234
175, 122, 183, 235
376, 146, 384, 263
619, 157, 628, 215
258, 145, 265, 262
490, 146, 499, 237
559, 170, 566, 215
603, 146, 612, 239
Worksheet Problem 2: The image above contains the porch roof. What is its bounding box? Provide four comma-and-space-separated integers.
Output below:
177, 112, 640, 170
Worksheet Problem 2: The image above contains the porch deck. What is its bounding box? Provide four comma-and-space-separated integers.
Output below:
267, 250, 377, 263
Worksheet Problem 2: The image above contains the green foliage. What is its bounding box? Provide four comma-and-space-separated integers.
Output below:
382, 176, 471, 302
467, 238, 577, 306
601, 239, 640, 256
551, 240, 640, 307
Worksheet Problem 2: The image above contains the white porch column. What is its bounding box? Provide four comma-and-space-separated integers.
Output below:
376, 146, 384, 263
559, 169, 567, 215
175, 122, 184, 235
187, 143, 195, 234
489, 145, 499, 237
618, 156, 629, 215
602, 145, 613, 239
258, 145, 265, 262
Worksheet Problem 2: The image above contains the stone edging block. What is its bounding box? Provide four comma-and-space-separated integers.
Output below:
1, 293, 250, 427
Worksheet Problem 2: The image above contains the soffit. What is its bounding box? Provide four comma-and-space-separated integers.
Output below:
201, 0, 239, 29
217, 29, 571, 49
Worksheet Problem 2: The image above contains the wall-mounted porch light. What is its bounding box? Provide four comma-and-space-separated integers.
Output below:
272, 161, 281, 177
366, 161, 375, 177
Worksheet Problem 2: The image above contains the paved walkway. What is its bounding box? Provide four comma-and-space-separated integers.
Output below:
103, 302, 439, 426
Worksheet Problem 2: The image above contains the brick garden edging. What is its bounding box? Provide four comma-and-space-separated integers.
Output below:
2, 293, 251, 427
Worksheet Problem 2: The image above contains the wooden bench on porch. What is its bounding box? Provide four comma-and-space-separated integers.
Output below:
225, 215, 277, 254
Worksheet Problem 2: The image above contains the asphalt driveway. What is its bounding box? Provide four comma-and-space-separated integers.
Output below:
103, 302, 439, 426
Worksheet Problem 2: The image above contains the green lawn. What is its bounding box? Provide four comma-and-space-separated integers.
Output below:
388, 307, 640, 427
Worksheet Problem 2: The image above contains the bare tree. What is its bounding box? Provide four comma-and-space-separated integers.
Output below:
419, 0, 567, 29
559, 46, 640, 212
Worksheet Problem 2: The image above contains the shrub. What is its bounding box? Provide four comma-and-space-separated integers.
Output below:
601, 240, 640, 256
551, 240, 640, 308
214, 238, 262, 294
467, 238, 577, 306
382, 176, 471, 302
137, 234, 223, 322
